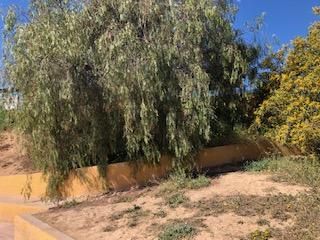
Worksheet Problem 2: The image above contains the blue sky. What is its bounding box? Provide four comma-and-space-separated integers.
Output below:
235, 0, 319, 47
0, 0, 319, 60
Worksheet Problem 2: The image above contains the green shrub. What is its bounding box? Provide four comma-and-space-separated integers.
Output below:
188, 175, 211, 189
249, 229, 271, 240
244, 158, 273, 172
159, 170, 211, 195
158, 222, 196, 240
165, 193, 189, 208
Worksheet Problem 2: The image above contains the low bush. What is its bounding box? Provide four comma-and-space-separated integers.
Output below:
249, 229, 272, 240
158, 222, 196, 240
158, 170, 211, 195
165, 193, 189, 208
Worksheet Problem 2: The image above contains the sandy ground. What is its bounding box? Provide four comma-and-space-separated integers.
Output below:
36, 172, 309, 240
0, 131, 34, 176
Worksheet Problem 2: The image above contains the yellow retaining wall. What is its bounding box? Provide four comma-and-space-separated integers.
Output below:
14, 214, 73, 240
0, 173, 46, 199
0, 141, 299, 199
1, 141, 300, 240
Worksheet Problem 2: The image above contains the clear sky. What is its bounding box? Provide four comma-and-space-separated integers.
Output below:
0, 0, 319, 61
235, 0, 319, 46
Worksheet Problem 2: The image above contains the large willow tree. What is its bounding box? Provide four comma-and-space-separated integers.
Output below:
4, 0, 255, 199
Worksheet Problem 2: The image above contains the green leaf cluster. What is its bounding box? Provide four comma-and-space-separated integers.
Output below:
253, 19, 320, 155
4, 0, 256, 200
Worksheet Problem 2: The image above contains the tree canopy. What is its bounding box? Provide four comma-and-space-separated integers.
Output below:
4, 0, 257, 200
253, 18, 320, 155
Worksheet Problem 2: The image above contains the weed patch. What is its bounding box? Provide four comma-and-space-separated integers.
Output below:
243, 155, 320, 238
112, 195, 136, 204
188, 175, 211, 189
59, 199, 80, 209
165, 193, 189, 208
193, 190, 320, 240
245, 156, 320, 187
256, 219, 270, 226
158, 171, 211, 195
158, 222, 197, 240
248, 229, 272, 240
124, 204, 142, 213
154, 209, 167, 218
196, 193, 296, 218
109, 204, 150, 227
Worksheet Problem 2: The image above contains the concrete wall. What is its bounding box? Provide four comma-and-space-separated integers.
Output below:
0, 141, 300, 240
0, 141, 299, 200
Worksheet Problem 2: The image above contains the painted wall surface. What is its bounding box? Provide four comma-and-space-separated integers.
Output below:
1, 142, 300, 240
0, 142, 299, 200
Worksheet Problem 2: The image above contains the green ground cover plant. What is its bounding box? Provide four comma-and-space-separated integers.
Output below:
158, 222, 197, 240
158, 170, 211, 195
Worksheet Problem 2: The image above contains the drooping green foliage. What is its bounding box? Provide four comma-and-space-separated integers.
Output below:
4, 0, 256, 200
0, 107, 7, 131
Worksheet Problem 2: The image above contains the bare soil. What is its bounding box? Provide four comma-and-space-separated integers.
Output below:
0, 131, 34, 176
36, 172, 310, 240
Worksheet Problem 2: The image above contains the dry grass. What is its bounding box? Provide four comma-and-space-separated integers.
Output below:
245, 155, 320, 187
37, 157, 320, 240
157, 171, 211, 195
244, 155, 320, 239
165, 192, 189, 208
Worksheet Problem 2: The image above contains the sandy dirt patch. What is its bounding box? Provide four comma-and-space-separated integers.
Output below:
194, 213, 293, 240
0, 131, 34, 176
185, 172, 307, 202
36, 171, 309, 240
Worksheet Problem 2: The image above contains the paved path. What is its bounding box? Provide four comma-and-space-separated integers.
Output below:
0, 222, 14, 240
0, 195, 50, 240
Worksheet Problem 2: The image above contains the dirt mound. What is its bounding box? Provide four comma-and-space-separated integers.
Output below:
0, 131, 34, 176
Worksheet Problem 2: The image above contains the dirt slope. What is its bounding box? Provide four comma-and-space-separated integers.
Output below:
0, 131, 34, 176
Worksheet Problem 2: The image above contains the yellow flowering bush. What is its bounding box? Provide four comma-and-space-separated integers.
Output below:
253, 21, 320, 154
